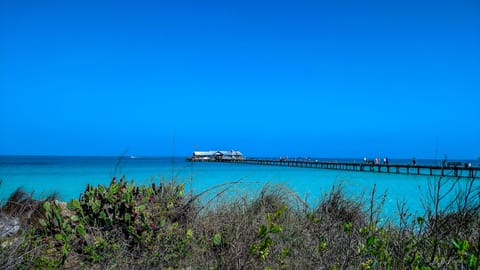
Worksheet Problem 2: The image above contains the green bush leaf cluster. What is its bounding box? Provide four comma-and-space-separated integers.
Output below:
0, 178, 478, 269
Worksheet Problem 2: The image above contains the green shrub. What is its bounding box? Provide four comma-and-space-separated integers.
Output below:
1, 176, 478, 269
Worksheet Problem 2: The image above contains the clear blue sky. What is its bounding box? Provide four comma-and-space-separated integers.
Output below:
1, 0, 479, 159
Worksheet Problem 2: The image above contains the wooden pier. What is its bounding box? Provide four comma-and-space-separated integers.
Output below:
191, 158, 479, 179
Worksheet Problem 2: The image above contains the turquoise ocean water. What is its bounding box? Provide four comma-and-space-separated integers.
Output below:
1, 156, 478, 220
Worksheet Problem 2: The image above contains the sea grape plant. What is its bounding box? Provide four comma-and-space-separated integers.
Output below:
66, 177, 189, 244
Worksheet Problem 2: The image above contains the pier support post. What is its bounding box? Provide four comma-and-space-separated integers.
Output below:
205, 158, 478, 179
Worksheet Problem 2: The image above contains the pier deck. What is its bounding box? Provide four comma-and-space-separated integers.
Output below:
190, 158, 478, 178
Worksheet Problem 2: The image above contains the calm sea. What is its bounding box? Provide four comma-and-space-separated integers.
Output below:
1, 156, 478, 220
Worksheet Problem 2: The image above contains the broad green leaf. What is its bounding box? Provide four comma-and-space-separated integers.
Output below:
111, 183, 120, 193
468, 254, 477, 268
124, 213, 131, 223
61, 244, 69, 256
460, 239, 469, 251
367, 235, 376, 247
270, 224, 282, 233
343, 222, 352, 233
135, 205, 146, 213
43, 201, 51, 212
186, 229, 193, 239
266, 213, 272, 223
67, 199, 81, 211
213, 233, 222, 246
452, 239, 460, 249
258, 224, 268, 237
275, 205, 286, 219
38, 218, 47, 227
76, 224, 86, 237
318, 241, 328, 251
54, 233, 64, 241
249, 244, 257, 254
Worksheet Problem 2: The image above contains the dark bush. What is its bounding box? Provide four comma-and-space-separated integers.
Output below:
0, 177, 478, 269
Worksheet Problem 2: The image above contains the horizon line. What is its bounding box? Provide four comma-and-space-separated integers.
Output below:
0, 154, 478, 161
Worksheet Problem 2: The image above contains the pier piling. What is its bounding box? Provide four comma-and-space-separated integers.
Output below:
188, 158, 479, 179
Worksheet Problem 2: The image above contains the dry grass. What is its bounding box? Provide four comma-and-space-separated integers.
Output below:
0, 176, 478, 269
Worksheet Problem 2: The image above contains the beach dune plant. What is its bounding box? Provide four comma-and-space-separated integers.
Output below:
0, 187, 61, 269
0, 174, 478, 269
64, 176, 195, 268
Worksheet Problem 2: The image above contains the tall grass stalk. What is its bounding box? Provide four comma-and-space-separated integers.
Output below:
0, 175, 478, 269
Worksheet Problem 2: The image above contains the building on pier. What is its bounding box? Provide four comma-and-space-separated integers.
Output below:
187, 150, 245, 161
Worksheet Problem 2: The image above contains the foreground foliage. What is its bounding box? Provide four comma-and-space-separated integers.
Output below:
0, 176, 479, 269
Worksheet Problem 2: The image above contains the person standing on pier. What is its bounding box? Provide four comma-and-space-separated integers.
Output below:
384, 157, 389, 165
412, 157, 417, 166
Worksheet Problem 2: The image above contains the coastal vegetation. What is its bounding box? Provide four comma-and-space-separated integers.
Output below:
0, 176, 478, 269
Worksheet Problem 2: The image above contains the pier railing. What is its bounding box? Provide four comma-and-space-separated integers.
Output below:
189, 158, 478, 178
